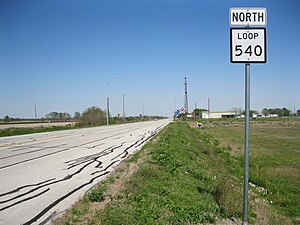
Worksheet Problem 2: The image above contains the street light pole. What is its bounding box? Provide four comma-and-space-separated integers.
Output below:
106, 76, 119, 126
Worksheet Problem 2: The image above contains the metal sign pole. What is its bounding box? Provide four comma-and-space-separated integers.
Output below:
243, 63, 250, 225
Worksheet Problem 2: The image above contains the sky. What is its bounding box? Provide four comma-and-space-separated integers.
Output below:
0, 0, 299, 118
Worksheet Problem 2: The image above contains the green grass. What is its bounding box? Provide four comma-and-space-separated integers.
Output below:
0, 125, 78, 137
64, 207, 89, 225
85, 184, 106, 202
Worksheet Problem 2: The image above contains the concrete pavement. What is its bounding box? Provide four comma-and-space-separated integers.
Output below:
0, 119, 169, 225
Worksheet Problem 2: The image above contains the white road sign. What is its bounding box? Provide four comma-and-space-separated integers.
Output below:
230, 8, 267, 27
230, 28, 266, 63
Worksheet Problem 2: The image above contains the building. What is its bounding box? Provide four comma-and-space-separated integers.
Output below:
202, 111, 236, 119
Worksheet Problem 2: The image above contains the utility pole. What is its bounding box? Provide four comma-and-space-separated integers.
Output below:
34, 105, 37, 120
123, 94, 125, 120
184, 76, 188, 114
106, 76, 119, 126
208, 97, 210, 119
106, 97, 110, 125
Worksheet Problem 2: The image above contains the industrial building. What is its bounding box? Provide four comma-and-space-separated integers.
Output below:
202, 111, 236, 119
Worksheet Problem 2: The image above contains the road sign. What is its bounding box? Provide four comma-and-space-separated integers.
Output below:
180, 107, 186, 114
230, 8, 267, 27
229, 7, 268, 225
230, 27, 266, 63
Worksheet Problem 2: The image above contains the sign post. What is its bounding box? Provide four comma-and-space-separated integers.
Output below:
229, 8, 267, 225
243, 63, 250, 225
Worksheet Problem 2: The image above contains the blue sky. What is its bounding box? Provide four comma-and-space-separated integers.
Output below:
0, 0, 299, 118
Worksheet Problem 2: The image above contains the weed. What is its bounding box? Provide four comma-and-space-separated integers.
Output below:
85, 185, 106, 202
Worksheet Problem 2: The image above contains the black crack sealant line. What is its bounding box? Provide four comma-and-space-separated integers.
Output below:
109, 125, 162, 162
90, 127, 163, 176
0, 127, 137, 170
0, 143, 126, 214
90, 160, 121, 175
0, 139, 102, 170
0, 156, 98, 207
23, 171, 110, 225
0, 188, 50, 211
0, 144, 69, 161
0, 144, 124, 210
65, 144, 124, 170
10, 143, 67, 153
109, 141, 138, 161
0, 145, 117, 207
0, 178, 56, 198
87, 142, 105, 149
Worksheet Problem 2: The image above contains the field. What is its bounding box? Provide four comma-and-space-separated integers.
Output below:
53, 118, 299, 225
201, 118, 300, 224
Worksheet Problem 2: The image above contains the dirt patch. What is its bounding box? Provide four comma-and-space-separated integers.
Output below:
206, 218, 241, 225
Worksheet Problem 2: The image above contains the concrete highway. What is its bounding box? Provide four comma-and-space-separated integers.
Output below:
0, 119, 170, 225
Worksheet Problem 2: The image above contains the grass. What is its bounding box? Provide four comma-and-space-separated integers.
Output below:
198, 118, 300, 224
0, 125, 77, 137
54, 118, 299, 225
85, 185, 106, 202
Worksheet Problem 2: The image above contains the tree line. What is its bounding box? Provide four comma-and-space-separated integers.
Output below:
45, 112, 72, 120
260, 108, 296, 117
74, 106, 166, 126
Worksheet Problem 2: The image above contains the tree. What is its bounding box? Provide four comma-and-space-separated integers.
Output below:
80, 106, 106, 126
45, 112, 71, 120
3, 115, 10, 122
297, 109, 300, 116
74, 111, 81, 123
46, 112, 59, 120
261, 108, 269, 116
59, 113, 63, 120
231, 107, 242, 116
193, 108, 201, 117
63, 112, 71, 120
274, 108, 283, 117
267, 108, 283, 117
193, 108, 208, 118
74, 111, 81, 119
242, 110, 258, 117
282, 108, 291, 117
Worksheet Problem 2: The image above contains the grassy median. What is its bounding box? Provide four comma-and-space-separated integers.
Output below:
54, 119, 299, 225
0, 125, 78, 137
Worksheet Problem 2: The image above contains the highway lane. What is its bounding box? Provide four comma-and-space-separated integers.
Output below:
0, 119, 170, 225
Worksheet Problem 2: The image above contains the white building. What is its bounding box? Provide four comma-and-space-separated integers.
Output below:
202, 111, 236, 119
